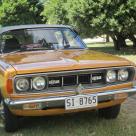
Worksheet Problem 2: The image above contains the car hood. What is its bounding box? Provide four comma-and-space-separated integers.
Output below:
0, 49, 133, 74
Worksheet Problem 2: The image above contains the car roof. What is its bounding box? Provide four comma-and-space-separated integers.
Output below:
0, 24, 72, 34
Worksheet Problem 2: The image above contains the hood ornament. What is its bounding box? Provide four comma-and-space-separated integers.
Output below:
76, 84, 84, 95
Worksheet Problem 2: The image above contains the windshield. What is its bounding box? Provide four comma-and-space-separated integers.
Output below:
0, 28, 86, 53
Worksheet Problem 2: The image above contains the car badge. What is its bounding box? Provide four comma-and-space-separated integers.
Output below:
76, 84, 84, 95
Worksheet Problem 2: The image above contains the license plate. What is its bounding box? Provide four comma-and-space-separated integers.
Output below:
65, 95, 97, 110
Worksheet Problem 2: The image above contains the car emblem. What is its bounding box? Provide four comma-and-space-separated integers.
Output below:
76, 84, 84, 95
49, 80, 60, 85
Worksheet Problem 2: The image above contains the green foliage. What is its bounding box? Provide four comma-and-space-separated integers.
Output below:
42, 0, 136, 35
42, 0, 69, 24
0, 0, 44, 26
42, 0, 136, 49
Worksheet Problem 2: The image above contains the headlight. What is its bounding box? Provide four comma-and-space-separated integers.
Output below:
32, 76, 46, 90
16, 78, 30, 92
106, 70, 116, 83
118, 69, 129, 81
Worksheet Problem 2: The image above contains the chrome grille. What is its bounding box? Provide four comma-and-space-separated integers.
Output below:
14, 66, 135, 93
78, 74, 90, 84
47, 71, 106, 88
63, 75, 77, 86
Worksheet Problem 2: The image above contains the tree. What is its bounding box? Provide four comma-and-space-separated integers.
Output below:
42, 0, 136, 50
0, 0, 44, 26
42, 0, 69, 24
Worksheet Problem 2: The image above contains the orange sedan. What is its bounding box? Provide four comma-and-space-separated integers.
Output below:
0, 24, 136, 132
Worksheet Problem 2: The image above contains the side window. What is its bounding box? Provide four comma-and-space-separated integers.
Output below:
2, 34, 13, 42
55, 31, 64, 49
1, 33, 20, 53
0, 35, 4, 52
63, 29, 78, 48
1, 34, 13, 50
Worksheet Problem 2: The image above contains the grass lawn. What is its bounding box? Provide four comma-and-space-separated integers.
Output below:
87, 42, 136, 63
0, 42, 136, 136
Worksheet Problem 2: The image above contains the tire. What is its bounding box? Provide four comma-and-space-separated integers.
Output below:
4, 102, 19, 132
0, 95, 19, 132
98, 104, 121, 119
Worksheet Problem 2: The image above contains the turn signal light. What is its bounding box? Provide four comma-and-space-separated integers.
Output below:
6, 79, 13, 94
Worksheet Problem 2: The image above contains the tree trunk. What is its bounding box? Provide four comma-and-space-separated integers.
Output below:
110, 35, 120, 50
128, 34, 136, 47
116, 34, 127, 48
113, 39, 120, 50
111, 33, 127, 50
106, 35, 110, 42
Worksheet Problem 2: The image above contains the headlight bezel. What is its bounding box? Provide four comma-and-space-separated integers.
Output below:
118, 69, 129, 82
32, 76, 46, 91
14, 66, 135, 93
106, 67, 134, 84
106, 70, 117, 83
15, 77, 30, 92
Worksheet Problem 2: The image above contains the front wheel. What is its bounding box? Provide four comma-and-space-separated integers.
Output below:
0, 97, 19, 132
98, 104, 121, 119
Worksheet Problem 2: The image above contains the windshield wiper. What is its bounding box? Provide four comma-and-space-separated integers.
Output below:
63, 47, 85, 50
2, 49, 21, 54
20, 47, 52, 52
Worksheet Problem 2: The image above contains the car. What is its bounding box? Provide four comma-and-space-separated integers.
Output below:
0, 24, 136, 132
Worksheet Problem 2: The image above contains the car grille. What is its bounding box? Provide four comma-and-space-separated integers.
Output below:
14, 66, 135, 93
47, 71, 106, 89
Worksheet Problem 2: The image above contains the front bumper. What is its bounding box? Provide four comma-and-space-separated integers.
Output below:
5, 86, 136, 110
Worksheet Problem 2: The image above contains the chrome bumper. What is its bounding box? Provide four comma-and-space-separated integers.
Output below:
5, 87, 136, 110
